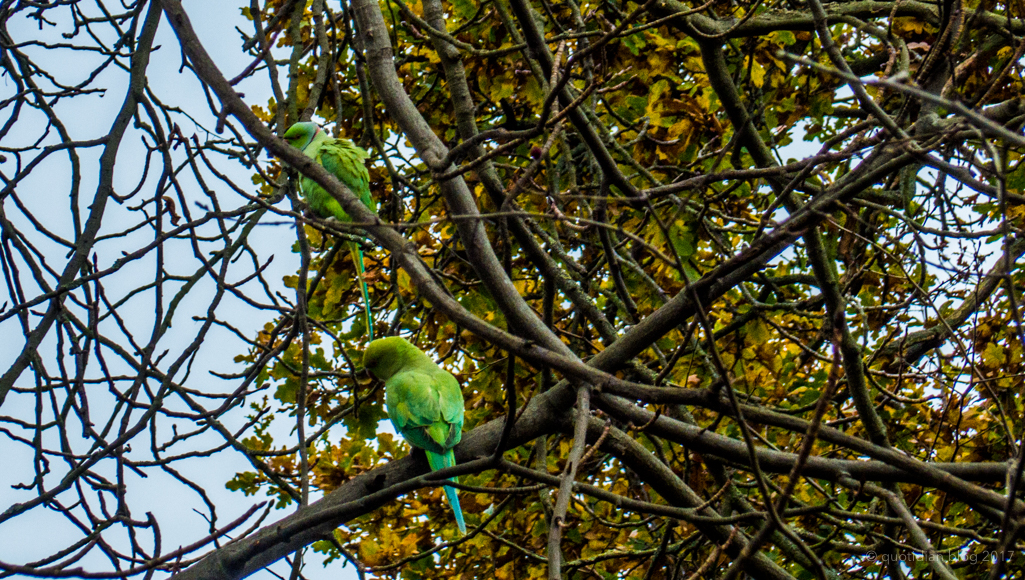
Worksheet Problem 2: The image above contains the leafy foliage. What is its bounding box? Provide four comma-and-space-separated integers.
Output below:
227, 0, 1025, 578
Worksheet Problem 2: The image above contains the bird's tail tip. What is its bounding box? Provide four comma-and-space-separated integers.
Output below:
445, 484, 467, 535
430, 450, 467, 535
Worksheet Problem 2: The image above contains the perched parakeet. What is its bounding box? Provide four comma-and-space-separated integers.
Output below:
283, 121, 375, 339
363, 337, 467, 534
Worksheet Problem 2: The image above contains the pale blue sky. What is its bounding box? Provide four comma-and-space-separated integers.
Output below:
0, 2, 360, 578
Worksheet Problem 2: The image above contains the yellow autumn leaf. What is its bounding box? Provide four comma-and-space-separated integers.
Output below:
750, 59, 766, 88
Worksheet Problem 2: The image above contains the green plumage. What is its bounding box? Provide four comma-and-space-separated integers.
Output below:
284, 121, 375, 339
364, 337, 467, 534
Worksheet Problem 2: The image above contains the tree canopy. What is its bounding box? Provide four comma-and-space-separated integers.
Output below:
2, 0, 1025, 579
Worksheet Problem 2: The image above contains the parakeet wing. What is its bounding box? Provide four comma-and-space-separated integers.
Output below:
297, 138, 372, 222
317, 141, 373, 213
385, 369, 464, 454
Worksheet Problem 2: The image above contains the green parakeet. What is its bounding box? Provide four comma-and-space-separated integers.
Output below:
363, 337, 467, 534
283, 121, 375, 339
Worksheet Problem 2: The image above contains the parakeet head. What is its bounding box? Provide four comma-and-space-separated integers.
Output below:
364, 336, 419, 381
283, 121, 320, 151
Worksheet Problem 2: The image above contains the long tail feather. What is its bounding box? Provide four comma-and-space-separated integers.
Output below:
426, 449, 467, 535
348, 242, 374, 341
